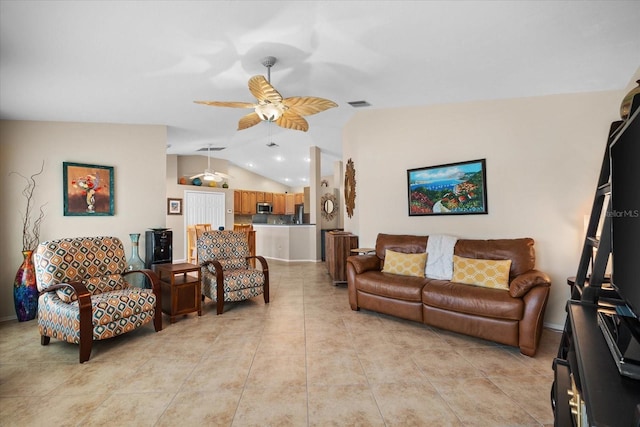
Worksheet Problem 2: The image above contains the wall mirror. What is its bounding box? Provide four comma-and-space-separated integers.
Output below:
321, 193, 338, 221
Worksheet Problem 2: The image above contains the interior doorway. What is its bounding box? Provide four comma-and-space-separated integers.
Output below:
183, 190, 226, 259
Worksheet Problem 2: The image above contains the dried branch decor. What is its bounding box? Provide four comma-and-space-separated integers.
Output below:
11, 162, 47, 251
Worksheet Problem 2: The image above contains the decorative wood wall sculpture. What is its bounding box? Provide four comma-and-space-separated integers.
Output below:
344, 158, 356, 218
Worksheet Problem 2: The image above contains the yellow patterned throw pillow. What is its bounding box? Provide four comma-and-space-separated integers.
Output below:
382, 250, 427, 277
452, 255, 511, 290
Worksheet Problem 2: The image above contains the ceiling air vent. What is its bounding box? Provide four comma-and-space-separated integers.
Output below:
197, 146, 225, 152
347, 100, 371, 108
266, 142, 279, 148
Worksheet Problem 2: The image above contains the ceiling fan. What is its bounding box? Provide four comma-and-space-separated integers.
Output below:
189, 145, 233, 182
194, 56, 337, 132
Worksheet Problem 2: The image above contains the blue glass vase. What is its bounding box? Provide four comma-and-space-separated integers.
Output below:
126, 233, 146, 288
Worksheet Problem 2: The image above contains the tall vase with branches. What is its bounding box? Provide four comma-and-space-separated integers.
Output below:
11, 162, 46, 321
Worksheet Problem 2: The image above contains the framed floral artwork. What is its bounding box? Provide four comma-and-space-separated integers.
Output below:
407, 158, 488, 216
63, 162, 114, 216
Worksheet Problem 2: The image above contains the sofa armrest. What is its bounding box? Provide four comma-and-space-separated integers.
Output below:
509, 269, 551, 298
346, 255, 381, 274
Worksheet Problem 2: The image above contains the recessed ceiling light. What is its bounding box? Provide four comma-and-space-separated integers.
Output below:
246, 163, 254, 168
304, 157, 310, 162
275, 156, 284, 162
284, 178, 290, 182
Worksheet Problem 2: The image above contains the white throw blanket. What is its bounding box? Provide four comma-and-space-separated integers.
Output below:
425, 234, 458, 280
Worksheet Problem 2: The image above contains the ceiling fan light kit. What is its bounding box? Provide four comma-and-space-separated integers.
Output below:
195, 56, 337, 132
189, 145, 232, 183
255, 102, 285, 122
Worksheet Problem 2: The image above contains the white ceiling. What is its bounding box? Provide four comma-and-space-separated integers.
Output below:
1, 1, 639, 186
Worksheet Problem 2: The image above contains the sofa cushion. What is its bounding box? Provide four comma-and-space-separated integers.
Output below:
452, 255, 511, 290
422, 280, 523, 321
454, 238, 535, 279
355, 271, 426, 302
382, 250, 427, 277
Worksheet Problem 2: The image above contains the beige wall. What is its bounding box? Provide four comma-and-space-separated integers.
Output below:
0, 121, 167, 321
166, 154, 295, 262
343, 90, 625, 329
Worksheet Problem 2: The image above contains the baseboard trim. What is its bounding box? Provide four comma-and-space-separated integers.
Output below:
544, 321, 564, 331
263, 257, 321, 263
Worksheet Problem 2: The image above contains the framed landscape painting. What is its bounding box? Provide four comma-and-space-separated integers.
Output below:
407, 158, 487, 216
167, 198, 182, 215
63, 162, 114, 216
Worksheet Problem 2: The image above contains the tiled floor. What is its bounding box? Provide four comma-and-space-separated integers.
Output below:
0, 261, 561, 426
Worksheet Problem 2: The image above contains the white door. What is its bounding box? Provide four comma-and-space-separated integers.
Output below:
184, 190, 226, 258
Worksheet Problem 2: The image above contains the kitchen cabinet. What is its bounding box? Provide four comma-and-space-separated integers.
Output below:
234, 190, 242, 214
273, 193, 286, 214
241, 190, 257, 214
285, 194, 295, 214
233, 190, 297, 216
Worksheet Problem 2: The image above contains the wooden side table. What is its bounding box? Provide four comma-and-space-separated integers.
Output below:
155, 263, 201, 323
325, 231, 359, 284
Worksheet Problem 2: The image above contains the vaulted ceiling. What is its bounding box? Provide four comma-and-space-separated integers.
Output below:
1, 1, 639, 186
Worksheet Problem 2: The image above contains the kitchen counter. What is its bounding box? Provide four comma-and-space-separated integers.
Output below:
251, 223, 315, 227
252, 224, 317, 261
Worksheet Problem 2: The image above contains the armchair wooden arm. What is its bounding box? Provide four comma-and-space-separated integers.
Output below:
39, 281, 93, 363
247, 255, 269, 304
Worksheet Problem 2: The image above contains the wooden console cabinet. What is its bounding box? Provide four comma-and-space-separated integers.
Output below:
325, 231, 358, 284
552, 301, 640, 426
155, 263, 201, 323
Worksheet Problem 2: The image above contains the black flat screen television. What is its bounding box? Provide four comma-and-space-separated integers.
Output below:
610, 108, 640, 319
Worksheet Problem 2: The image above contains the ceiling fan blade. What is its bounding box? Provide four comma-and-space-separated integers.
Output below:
189, 173, 204, 180
238, 112, 262, 130
276, 110, 309, 132
248, 75, 283, 104
283, 97, 338, 116
194, 100, 256, 109
215, 171, 233, 180
203, 172, 224, 182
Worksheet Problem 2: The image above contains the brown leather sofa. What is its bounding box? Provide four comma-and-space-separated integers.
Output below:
346, 233, 551, 356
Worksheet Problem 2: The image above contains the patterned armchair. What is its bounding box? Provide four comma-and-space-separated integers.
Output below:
198, 230, 269, 315
34, 236, 162, 363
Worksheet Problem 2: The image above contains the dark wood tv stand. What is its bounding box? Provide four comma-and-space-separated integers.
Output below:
553, 301, 640, 426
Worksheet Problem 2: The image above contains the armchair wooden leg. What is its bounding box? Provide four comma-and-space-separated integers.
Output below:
41, 335, 50, 346
153, 311, 162, 332
79, 339, 92, 364
216, 273, 224, 315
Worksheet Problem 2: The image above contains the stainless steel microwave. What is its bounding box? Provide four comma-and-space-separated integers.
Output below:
256, 203, 272, 214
